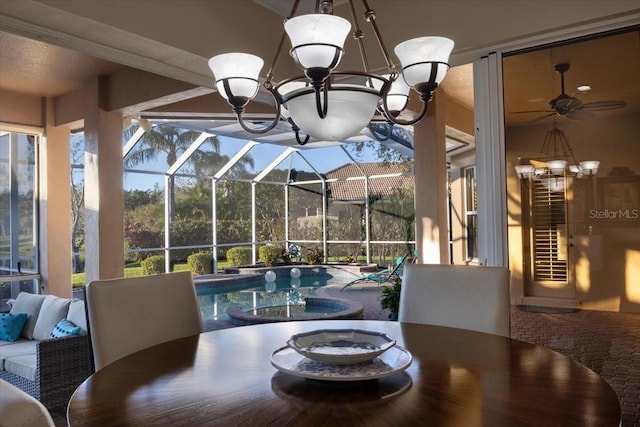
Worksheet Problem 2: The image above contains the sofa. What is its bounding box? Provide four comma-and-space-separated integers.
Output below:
0, 292, 92, 411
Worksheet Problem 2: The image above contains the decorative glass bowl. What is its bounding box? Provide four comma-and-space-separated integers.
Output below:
286, 329, 396, 365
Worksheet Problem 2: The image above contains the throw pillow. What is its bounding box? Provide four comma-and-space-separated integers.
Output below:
9, 292, 46, 339
49, 319, 82, 338
66, 299, 87, 332
0, 313, 28, 342
32, 295, 71, 341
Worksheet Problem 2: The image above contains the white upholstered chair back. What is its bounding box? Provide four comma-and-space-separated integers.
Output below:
0, 379, 55, 427
85, 270, 203, 371
398, 264, 511, 337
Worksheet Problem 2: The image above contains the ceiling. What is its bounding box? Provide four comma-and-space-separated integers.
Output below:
0, 1, 638, 139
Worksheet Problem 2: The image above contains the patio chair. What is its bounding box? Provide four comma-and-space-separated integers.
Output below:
0, 378, 55, 427
398, 264, 511, 337
85, 271, 203, 371
341, 251, 413, 290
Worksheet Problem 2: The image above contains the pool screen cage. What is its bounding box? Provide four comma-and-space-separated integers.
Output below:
119, 119, 416, 271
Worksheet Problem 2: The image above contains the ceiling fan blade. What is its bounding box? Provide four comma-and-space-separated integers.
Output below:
566, 110, 594, 120
581, 100, 627, 111
510, 110, 555, 114
530, 113, 555, 124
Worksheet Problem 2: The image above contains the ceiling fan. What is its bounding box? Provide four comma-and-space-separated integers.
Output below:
513, 62, 626, 123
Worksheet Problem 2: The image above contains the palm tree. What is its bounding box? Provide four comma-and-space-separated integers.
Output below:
125, 125, 203, 168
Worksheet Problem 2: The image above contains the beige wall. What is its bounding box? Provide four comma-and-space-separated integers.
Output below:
506, 111, 640, 313
0, 90, 43, 127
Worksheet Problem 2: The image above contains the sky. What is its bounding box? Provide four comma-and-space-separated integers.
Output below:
72, 129, 396, 191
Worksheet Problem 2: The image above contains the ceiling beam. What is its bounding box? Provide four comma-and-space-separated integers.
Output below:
107, 68, 214, 114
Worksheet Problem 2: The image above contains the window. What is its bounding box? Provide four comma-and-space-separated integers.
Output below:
463, 166, 478, 261
0, 128, 40, 301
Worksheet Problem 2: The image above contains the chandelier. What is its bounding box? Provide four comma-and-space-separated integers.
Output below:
207, 0, 454, 144
514, 123, 599, 186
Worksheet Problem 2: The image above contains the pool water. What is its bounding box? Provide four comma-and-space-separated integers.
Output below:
196, 275, 332, 321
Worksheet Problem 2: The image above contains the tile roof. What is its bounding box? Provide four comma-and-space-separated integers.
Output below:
325, 163, 413, 201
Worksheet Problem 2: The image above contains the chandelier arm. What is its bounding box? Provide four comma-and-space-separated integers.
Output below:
234, 86, 283, 135
347, 0, 372, 77
367, 122, 394, 141
265, 0, 302, 81
383, 97, 430, 126
314, 85, 329, 118
359, 0, 396, 72
287, 118, 310, 145
295, 129, 310, 145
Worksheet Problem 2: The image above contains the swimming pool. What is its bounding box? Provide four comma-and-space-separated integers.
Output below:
196, 275, 333, 321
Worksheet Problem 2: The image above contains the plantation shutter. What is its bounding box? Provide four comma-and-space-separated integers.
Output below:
531, 177, 568, 282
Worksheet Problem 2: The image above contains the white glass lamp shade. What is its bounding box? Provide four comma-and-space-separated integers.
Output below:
515, 164, 535, 179
277, 81, 307, 119
285, 14, 351, 69
532, 167, 547, 180
394, 37, 454, 88
547, 160, 567, 175
547, 177, 566, 193
580, 160, 600, 175
283, 85, 380, 141
208, 53, 263, 100
372, 74, 410, 112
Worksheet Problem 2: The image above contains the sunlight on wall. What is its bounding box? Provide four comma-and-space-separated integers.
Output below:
626, 249, 640, 303
575, 236, 591, 293
575, 256, 591, 293
420, 218, 441, 263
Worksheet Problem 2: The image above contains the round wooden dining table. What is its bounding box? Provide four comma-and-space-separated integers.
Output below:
67, 320, 621, 426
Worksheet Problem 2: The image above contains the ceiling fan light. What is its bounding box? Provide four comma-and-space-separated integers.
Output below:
283, 84, 380, 141
208, 53, 264, 100
285, 14, 351, 70
394, 37, 454, 88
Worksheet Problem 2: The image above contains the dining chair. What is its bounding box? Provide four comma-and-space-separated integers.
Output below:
398, 264, 511, 337
0, 378, 55, 427
85, 270, 203, 371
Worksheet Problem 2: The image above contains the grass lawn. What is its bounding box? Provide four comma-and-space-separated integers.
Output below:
72, 260, 231, 288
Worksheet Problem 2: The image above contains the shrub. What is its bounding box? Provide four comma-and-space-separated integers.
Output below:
187, 252, 213, 275
379, 276, 402, 321
259, 245, 283, 267
141, 255, 165, 275
303, 247, 324, 265
226, 247, 253, 266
